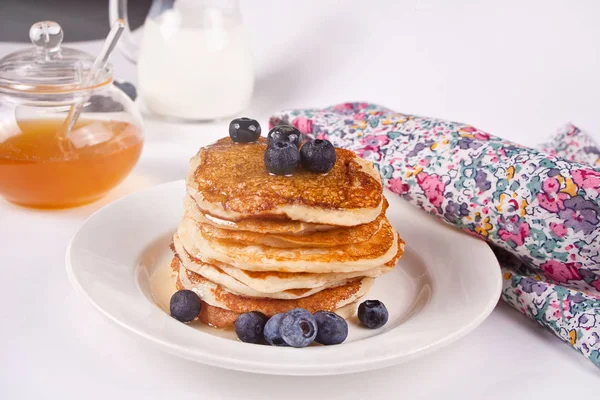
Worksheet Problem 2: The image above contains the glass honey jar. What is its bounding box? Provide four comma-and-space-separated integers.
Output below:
0, 21, 143, 208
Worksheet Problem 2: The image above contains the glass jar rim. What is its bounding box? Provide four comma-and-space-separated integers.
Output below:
0, 72, 113, 102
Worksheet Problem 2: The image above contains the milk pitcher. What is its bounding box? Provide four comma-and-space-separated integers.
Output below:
109, 0, 254, 121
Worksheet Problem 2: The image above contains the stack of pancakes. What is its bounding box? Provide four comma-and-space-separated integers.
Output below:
171, 137, 405, 327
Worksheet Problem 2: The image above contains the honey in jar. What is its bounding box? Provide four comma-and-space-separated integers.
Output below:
0, 21, 144, 208
0, 118, 143, 208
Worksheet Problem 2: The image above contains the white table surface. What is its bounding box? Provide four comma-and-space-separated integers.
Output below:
1, 1, 599, 398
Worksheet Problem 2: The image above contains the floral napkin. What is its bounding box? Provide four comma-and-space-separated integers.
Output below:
270, 102, 600, 367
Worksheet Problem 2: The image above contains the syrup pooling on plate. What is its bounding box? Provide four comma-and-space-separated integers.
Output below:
148, 260, 237, 337
0, 118, 143, 208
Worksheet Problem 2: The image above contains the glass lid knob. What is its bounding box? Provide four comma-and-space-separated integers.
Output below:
29, 21, 63, 52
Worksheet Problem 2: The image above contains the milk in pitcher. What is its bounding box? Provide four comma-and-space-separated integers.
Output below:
137, 5, 254, 120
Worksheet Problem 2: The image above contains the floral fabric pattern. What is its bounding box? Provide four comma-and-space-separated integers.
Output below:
270, 103, 600, 366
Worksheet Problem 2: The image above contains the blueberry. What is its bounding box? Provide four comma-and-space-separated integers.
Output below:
358, 300, 389, 329
300, 139, 336, 173
314, 311, 348, 345
113, 80, 137, 100
280, 308, 317, 348
264, 141, 300, 176
229, 117, 261, 143
267, 125, 302, 148
169, 290, 201, 323
263, 313, 289, 346
234, 311, 268, 344
87, 95, 124, 112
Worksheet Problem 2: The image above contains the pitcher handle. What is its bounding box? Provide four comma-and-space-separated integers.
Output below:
109, 0, 139, 63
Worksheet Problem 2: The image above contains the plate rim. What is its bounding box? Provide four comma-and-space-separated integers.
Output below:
66, 180, 502, 375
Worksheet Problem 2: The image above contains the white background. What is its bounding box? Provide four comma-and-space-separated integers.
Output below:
1, 0, 599, 398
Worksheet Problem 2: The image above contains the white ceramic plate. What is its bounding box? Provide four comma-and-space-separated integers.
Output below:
66, 180, 501, 376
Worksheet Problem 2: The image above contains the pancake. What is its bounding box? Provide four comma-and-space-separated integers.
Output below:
173, 234, 395, 297
171, 259, 359, 328
192, 211, 384, 248
186, 137, 383, 226
177, 214, 403, 273
184, 195, 337, 235
173, 257, 372, 318
174, 234, 357, 299
184, 195, 390, 238
195, 299, 361, 328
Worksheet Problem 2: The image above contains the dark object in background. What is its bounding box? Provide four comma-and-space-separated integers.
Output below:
87, 95, 124, 113
86, 81, 136, 112
0, 0, 152, 42
113, 80, 137, 100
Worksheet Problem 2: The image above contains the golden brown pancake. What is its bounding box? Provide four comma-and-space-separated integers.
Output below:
195, 300, 360, 328
173, 233, 397, 298
198, 300, 240, 328
185, 195, 389, 235
184, 195, 338, 234
178, 214, 402, 273
174, 271, 360, 329
173, 233, 402, 295
186, 137, 383, 225
193, 211, 384, 248
172, 261, 239, 328
172, 256, 370, 319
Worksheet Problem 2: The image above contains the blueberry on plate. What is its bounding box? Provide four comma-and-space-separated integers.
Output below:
267, 125, 302, 148
264, 141, 300, 175
170, 290, 201, 323
229, 117, 261, 143
300, 139, 336, 173
314, 311, 348, 345
264, 313, 289, 346
358, 300, 389, 329
113, 80, 137, 100
234, 311, 268, 344
280, 308, 318, 347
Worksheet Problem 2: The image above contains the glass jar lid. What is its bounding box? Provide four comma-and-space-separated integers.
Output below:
0, 21, 112, 94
